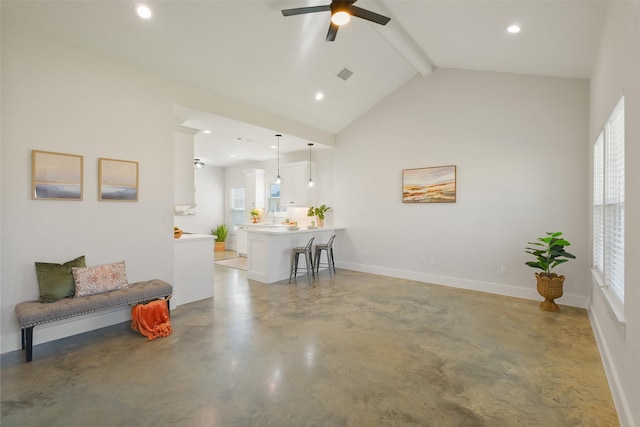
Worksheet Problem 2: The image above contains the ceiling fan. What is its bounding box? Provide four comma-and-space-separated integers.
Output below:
281, 0, 391, 42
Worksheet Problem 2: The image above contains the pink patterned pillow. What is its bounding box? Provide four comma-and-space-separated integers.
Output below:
72, 262, 128, 297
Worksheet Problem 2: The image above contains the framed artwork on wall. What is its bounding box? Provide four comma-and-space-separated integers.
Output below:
98, 158, 139, 201
402, 165, 456, 203
31, 150, 84, 200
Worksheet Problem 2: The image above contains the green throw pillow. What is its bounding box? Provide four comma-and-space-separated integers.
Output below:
35, 255, 86, 303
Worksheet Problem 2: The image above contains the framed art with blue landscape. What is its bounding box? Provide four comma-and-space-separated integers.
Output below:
32, 150, 83, 200
402, 165, 456, 203
98, 158, 138, 201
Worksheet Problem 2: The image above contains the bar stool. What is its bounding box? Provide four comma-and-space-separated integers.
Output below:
289, 237, 315, 284
314, 234, 336, 278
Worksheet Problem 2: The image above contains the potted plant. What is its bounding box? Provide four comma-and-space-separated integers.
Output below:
250, 209, 260, 223
213, 224, 229, 252
307, 204, 331, 227
525, 231, 576, 312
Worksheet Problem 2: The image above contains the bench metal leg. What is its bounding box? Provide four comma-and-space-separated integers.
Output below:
24, 327, 33, 363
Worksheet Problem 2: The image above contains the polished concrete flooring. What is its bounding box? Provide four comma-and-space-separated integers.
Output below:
1, 251, 618, 426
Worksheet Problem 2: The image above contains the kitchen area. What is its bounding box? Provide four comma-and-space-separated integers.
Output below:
235, 166, 343, 283
172, 105, 341, 299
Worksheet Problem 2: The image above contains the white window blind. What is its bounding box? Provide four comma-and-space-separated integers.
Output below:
593, 96, 625, 303
230, 187, 245, 227
593, 132, 604, 274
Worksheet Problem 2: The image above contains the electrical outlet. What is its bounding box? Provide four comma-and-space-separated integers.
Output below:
430, 258, 436, 266
420, 257, 426, 265
501, 266, 508, 275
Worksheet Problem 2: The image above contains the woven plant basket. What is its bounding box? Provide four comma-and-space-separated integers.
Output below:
535, 272, 565, 312
214, 241, 226, 252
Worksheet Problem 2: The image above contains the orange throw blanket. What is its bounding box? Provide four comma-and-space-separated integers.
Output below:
131, 299, 172, 340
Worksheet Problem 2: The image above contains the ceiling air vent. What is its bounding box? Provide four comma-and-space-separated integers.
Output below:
337, 67, 354, 81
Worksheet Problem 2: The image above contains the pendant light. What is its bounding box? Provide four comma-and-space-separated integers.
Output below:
307, 143, 314, 187
274, 134, 282, 184
194, 158, 205, 168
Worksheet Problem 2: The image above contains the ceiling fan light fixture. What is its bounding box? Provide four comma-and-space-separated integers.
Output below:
331, 11, 351, 26
281, 0, 389, 41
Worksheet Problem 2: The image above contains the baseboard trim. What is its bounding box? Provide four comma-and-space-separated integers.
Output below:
336, 261, 587, 308
588, 302, 634, 427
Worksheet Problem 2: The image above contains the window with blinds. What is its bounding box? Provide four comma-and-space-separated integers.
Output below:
230, 187, 245, 227
593, 96, 625, 303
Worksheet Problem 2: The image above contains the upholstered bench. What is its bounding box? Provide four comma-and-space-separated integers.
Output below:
15, 279, 172, 362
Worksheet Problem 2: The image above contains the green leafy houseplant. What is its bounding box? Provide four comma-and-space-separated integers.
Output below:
212, 224, 228, 243
250, 209, 260, 217
307, 204, 331, 220
525, 231, 576, 312
525, 231, 575, 276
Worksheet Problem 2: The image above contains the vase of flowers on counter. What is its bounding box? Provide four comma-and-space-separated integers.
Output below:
307, 204, 331, 227
250, 209, 260, 223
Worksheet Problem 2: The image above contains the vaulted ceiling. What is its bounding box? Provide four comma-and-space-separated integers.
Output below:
3, 0, 607, 166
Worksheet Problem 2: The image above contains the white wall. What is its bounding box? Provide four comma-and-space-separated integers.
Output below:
0, 21, 333, 353
588, 3, 640, 426
173, 165, 225, 235
1, 27, 175, 351
334, 68, 590, 306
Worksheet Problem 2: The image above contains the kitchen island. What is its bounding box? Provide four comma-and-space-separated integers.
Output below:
245, 226, 344, 284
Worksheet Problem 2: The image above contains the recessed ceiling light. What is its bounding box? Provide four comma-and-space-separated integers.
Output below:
315, 92, 324, 101
202, 129, 211, 134
507, 25, 521, 34
230, 154, 237, 157
136, 5, 152, 20
234, 137, 242, 141
270, 145, 277, 149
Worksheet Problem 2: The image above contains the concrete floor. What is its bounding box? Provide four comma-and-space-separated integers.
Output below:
1, 252, 618, 426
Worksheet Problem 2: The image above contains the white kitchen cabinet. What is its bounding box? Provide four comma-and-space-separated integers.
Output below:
279, 162, 315, 207
245, 169, 265, 212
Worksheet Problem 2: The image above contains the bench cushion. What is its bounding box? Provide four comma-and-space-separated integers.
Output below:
16, 279, 172, 329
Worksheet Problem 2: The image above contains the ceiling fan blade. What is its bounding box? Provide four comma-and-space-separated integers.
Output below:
282, 5, 331, 17
350, 5, 390, 25
326, 22, 339, 41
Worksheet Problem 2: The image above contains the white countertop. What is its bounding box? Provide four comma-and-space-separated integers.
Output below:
245, 226, 344, 235
174, 233, 216, 242
238, 223, 290, 229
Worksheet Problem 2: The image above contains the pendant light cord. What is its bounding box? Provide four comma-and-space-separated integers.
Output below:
275, 134, 282, 183
308, 143, 314, 186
